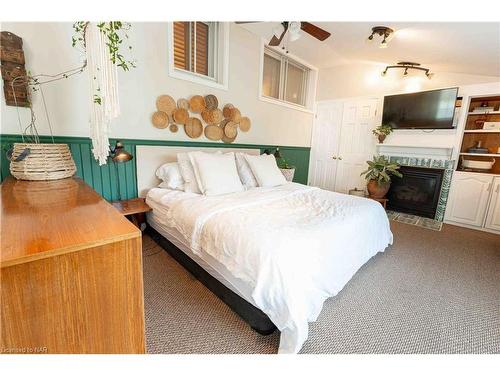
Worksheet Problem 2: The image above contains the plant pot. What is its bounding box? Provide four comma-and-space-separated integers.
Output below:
367, 179, 390, 198
378, 134, 386, 144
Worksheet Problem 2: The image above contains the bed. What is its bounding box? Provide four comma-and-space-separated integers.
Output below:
137, 145, 393, 354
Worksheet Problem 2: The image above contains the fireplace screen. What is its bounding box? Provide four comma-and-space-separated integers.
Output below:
386, 166, 444, 219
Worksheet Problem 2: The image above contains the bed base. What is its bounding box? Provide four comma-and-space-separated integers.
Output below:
146, 227, 277, 336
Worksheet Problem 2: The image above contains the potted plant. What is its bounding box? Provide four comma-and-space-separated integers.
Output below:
372, 124, 393, 144
360, 155, 403, 198
274, 147, 295, 182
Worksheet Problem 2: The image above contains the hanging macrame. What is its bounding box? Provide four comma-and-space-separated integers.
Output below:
85, 23, 120, 165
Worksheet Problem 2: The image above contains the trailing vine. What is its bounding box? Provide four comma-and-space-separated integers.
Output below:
72, 21, 136, 103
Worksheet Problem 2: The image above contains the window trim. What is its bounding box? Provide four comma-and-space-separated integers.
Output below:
167, 22, 229, 91
258, 39, 318, 113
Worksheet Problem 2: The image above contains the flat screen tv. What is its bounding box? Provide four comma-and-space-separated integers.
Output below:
382, 87, 458, 129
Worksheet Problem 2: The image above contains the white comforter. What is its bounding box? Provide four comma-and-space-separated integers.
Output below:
147, 183, 393, 353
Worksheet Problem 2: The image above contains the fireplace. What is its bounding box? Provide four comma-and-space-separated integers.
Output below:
387, 166, 444, 219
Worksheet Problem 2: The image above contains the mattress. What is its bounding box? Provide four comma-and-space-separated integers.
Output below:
146, 191, 258, 308
145, 184, 393, 353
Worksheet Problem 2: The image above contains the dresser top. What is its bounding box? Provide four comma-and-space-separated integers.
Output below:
1, 177, 141, 267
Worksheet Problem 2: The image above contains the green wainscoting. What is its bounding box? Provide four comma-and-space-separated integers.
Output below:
0, 134, 310, 201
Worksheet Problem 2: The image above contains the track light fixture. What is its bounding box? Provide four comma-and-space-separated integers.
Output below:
381, 62, 434, 79
367, 26, 394, 48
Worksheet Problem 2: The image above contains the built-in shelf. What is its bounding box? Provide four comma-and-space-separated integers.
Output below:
459, 152, 500, 157
463, 129, 500, 133
467, 111, 500, 115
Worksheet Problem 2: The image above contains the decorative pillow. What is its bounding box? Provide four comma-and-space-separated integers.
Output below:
244, 153, 287, 187
155, 162, 185, 190
188, 152, 244, 196
177, 153, 202, 194
235, 152, 258, 189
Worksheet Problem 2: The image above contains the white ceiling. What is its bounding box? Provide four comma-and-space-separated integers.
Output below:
238, 22, 500, 77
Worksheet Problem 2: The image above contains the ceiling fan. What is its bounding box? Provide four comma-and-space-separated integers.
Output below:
236, 22, 331, 46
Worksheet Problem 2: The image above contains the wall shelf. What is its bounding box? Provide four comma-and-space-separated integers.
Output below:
467, 111, 500, 115
463, 130, 500, 133
459, 153, 500, 157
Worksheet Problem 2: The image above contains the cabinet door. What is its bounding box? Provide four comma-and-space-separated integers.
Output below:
446, 173, 493, 227
485, 177, 500, 232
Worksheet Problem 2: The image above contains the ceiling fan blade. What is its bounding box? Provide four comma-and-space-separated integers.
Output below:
269, 23, 288, 46
234, 21, 260, 24
300, 22, 331, 41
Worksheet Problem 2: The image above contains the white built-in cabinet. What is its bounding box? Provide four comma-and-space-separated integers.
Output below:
445, 171, 500, 233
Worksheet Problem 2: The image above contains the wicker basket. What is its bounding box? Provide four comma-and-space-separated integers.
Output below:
10, 143, 77, 181
280, 168, 295, 182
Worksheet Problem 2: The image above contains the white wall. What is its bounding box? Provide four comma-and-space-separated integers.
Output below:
317, 62, 500, 101
0, 22, 314, 147
315, 62, 500, 160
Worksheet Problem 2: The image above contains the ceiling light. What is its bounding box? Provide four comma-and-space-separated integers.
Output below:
367, 26, 394, 48
288, 21, 301, 42
366, 33, 374, 43
273, 24, 284, 38
381, 62, 434, 79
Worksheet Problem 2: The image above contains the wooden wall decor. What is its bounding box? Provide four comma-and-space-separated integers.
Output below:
0, 31, 29, 107
151, 93, 251, 142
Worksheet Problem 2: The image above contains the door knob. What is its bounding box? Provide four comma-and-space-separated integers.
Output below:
338, 156, 343, 160
332, 156, 337, 159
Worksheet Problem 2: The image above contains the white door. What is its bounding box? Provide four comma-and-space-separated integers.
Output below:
445, 172, 493, 227
485, 177, 500, 232
309, 102, 343, 191
334, 99, 379, 193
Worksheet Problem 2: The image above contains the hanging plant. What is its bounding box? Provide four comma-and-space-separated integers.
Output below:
72, 21, 136, 104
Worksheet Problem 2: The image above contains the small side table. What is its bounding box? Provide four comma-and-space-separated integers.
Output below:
112, 198, 151, 229
368, 196, 388, 209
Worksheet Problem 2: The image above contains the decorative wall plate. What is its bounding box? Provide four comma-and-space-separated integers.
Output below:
156, 95, 176, 115
152, 111, 169, 128
202, 108, 223, 125
229, 107, 241, 122
224, 121, 238, 138
204, 94, 219, 110
239, 116, 251, 132
169, 124, 179, 133
173, 108, 189, 125
177, 98, 189, 110
185, 117, 203, 138
204, 125, 224, 141
222, 103, 234, 119
189, 95, 206, 113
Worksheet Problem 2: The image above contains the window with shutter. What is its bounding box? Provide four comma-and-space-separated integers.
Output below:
173, 21, 210, 77
168, 22, 229, 90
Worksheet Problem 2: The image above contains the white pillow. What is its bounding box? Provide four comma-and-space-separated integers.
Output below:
156, 162, 185, 190
244, 154, 287, 187
189, 152, 244, 196
177, 153, 202, 194
235, 152, 258, 189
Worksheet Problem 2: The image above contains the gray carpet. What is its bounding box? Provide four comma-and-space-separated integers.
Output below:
142, 222, 500, 354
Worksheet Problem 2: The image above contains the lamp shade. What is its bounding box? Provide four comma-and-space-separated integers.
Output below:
110, 140, 133, 163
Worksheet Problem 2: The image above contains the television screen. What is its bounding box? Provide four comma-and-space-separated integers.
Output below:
382, 88, 458, 129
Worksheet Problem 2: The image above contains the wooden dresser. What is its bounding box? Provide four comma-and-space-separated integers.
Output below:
0, 177, 145, 354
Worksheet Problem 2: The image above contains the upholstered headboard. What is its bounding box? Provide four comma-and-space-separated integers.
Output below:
135, 145, 260, 197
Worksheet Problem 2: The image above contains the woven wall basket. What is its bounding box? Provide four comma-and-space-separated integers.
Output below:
10, 143, 77, 181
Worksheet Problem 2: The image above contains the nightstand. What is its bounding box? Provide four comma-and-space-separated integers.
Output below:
111, 198, 151, 229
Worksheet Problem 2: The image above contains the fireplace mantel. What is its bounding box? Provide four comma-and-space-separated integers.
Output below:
376, 144, 454, 160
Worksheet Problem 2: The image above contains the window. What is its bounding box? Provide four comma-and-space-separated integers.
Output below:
261, 47, 315, 110
167, 22, 229, 90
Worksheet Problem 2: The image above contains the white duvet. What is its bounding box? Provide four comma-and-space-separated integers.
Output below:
147, 183, 393, 353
